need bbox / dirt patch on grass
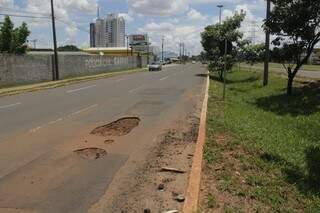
[74,148,107,160]
[91,117,140,137]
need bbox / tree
[201,12,245,80]
[0,16,14,52]
[234,39,250,70]
[0,16,30,54]
[57,45,80,52]
[265,0,320,95]
[243,43,265,69]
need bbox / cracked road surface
[0,64,207,213]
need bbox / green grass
[202,69,320,212]
[240,62,320,72]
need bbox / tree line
[201,0,320,95]
[0,16,80,54]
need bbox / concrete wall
[0,54,146,86]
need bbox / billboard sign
[129,34,149,46]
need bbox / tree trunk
[219,70,223,81]
[287,73,294,95]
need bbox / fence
[0,54,146,86]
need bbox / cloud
[128,0,189,16]
[138,21,204,55]
[24,0,98,45]
[187,8,207,21]
[235,4,265,44]
[119,13,134,22]
[190,0,242,4]
[0,0,14,7]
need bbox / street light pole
[217,5,223,24]
[162,36,164,62]
[263,0,271,86]
[50,0,59,81]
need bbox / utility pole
[147,34,150,65]
[182,43,185,64]
[28,39,38,49]
[50,0,59,80]
[161,36,164,62]
[263,0,271,86]
[179,42,182,64]
[126,35,129,56]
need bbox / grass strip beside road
[199,70,320,212]
[240,62,320,72]
[0,68,146,97]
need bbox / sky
[0,0,268,55]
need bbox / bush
[305,146,320,188]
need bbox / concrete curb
[183,75,210,213]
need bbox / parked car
[160,60,167,65]
[192,61,196,64]
[148,62,162,71]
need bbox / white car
[148,62,162,71]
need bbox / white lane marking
[159,76,169,81]
[48,118,63,125]
[66,85,97,93]
[129,85,143,93]
[0,102,21,109]
[69,104,98,116]
[30,126,43,133]
[29,104,98,134]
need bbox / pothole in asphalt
[104,139,115,144]
[74,148,107,160]
[91,117,140,137]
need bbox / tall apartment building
[90,13,125,48]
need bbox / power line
[0,13,50,19]
[56,18,89,33]
[0,6,49,16]
[0,13,89,33]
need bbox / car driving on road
[148,62,162,71]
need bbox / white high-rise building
[90,13,125,48]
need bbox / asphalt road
[0,63,207,213]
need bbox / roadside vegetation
[0,16,30,54]
[200,69,320,212]
[240,62,320,72]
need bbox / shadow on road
[195,73,260,84]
